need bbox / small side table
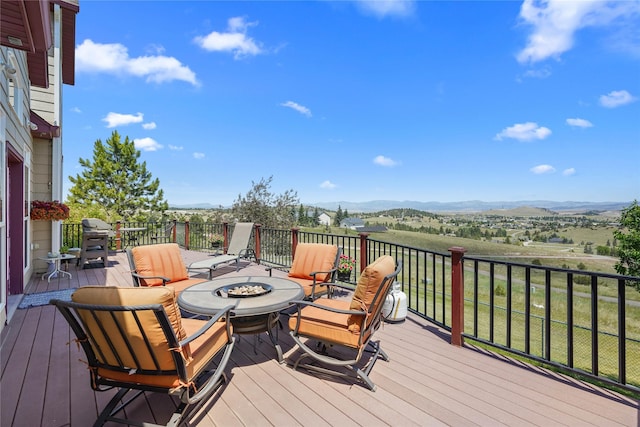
[39,254,76,282]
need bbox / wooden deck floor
[2,249,638,426]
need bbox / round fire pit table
[178,276,303,363]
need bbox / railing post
[359,232,369,272]
[115,221,122,251]
[222,222,229,253]
[449,246,467,346]
[291,227,300,259]
[171,219,176,243]
[254,224,261,263]
[185,221,190,250]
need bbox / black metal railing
[60,222,640,394]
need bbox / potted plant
[208,233,224,249]
[337,254,356,281]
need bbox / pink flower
[30,200,70,221]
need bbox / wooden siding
[1,249,638,426]
[29,60,56,123]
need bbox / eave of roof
[0,0,78,88]
[30,110,60,139]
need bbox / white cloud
[516,0,640,64]
[194,17,262,59]
[71,106,82,113]
[495,122,552,141]
[522,67,552,79]
[133,137,162,152]
[142,122,157,130]
[320,180,337,189]
[103,112,144,128]
[281,101,312,117]
[168,145,183,151]
[566,118,593,128]
[563,168,576,176]
[193,152,205,159]
[373,155,399,167]
[530,164,556,174]
[76,39,199,86]
[355,0,416,18]
[599,90,637,108]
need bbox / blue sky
[63,0,640,207]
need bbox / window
[6,53,24,126]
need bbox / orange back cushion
[347,255,396,332]
[72,286,188,370]
[289,243,338,283]
[132,243,188,286]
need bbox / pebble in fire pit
[227,284,269,297]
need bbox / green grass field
[305,225,640,388]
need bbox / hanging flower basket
[30,200,70,221]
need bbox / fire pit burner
[216,283,273,298]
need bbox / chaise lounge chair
[150,222,175,244]
[288,255,402,391]
[188,222,257,278]
[50,286,235,426]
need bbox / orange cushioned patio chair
[269,242,341,300]
[288,255,402,391]
[127,243,206,294]
[50,286,235,427]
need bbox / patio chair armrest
[131,272,170,286]
[179,304,235,346]
[265,265,287,276]
[238,248,256,260]
[290,299,367,317]
[309,267,337,282]
[326,281,356,292]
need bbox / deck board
[1,249,638,426]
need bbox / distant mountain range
[169,200,631,213]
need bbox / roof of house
[340,217,365,227]
[0,0,79,87]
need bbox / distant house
[340,217,365,230]
[318,212,331,226]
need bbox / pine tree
[67,130,168,220]
[298,204,306,226]
[614,200,640,289]
[334,205,343,226]
[313,207,320,226]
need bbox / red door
[7,146,24,295]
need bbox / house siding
[1,47,36,330]
[30,60,56,124]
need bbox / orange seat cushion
[288,298,367,349]
[347,255,396,333]
[132,243,189,286]
[289,243,338,283]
